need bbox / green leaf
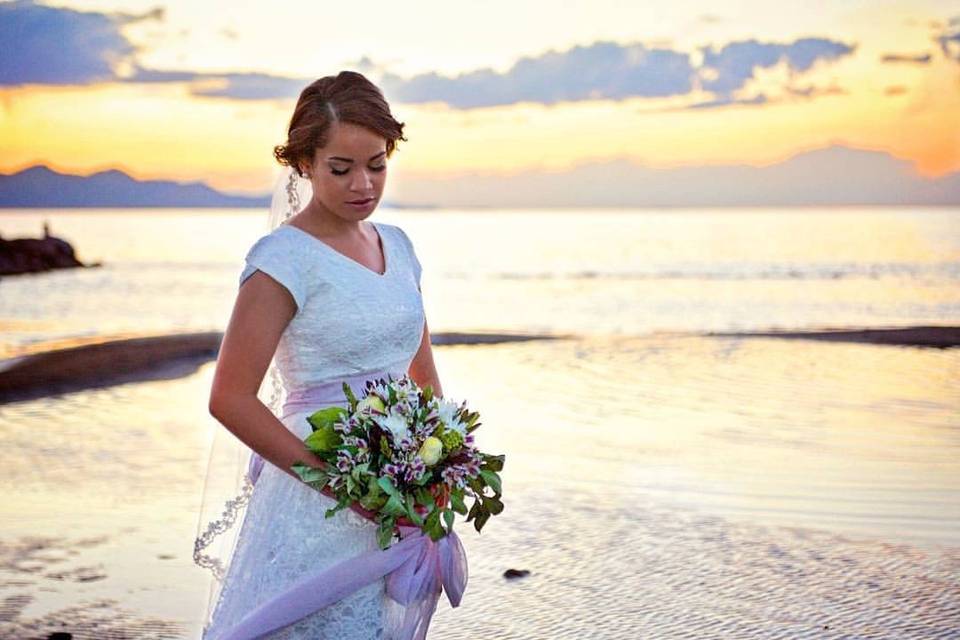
[422,384,433,403]
[291,462,330,489]
[449,490,468,515]
[465,498,480,522]
[342,382,358,409]
[382,495,407,517]
[404,494,424,526]
[414,488,433,507]
[306,406,348,432]
[482,454,505,473]
[324,495,351,519]
[351,462,370,483]
[442,508,455,532]
[425,507,445,541]
[304,424,343,454]
[359,492,387,511]
[473,509,491,533]
[481,495,504,515]
[377,476,402,500]
[378,518,396,549]
[479,469,502,495]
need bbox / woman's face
[300,121,388,222]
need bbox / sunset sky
[0,0,958,205]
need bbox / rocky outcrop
[0,227,100,275]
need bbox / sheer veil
[193,165,314,629]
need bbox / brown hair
[273,70,407,177]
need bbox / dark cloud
[0,2,854,111]
[378,41,696,108]
[880,52,932,64]
[697,38,855,97]
[0,0,145,86]
[124,65,307,100]
[686,93,770,110]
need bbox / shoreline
[1,325,956,402]
[702,325,960,349]
[0,330,571,402]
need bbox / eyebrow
[327,151,386,163]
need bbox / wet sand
[0,489,957,639]
[0,330,572,402]
[1,325,955,403]
[0,331,956,637]
[704,325,960,349]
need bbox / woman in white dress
[197,70,446,639]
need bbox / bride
[194,70,453,639]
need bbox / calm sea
[0,207,957,638]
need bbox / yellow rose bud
[418,436,443,466]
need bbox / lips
[348,197,374,205]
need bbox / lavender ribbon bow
[216,371,469,639]
[211,525,468,640]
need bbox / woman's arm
[208,270,327,483]
[408,315,443,398]
[208,270,415,525]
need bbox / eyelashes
[330,165,387,176]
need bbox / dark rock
[0,231,100,276]
[503,568,531,579]
[47,633,72,639]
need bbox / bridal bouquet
[291,374,505,549]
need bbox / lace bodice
[239,221,426,393]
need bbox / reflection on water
[0,333,957,637]
[1,208,958,353]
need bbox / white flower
[377,410,410,442]
[436,399,467,437]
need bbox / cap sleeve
[394,225,423,290]
[238,233,307,311]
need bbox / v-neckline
[283,221,389,278]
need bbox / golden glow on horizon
[0,1,957,193]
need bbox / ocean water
[0,207,958,637]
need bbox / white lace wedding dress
[202,220,426,639]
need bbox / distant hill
[391,144,960,208]
[0,165,271,208]
[2,146,958,208]
[0,165,432,209]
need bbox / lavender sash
[219,371,469,640]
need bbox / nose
[350,168,374,192]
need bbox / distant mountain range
[391,144,960,208]
[0,166,270,208]
[0,165,427,209]
[1,146,958,208]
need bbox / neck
[298,200,367,238]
